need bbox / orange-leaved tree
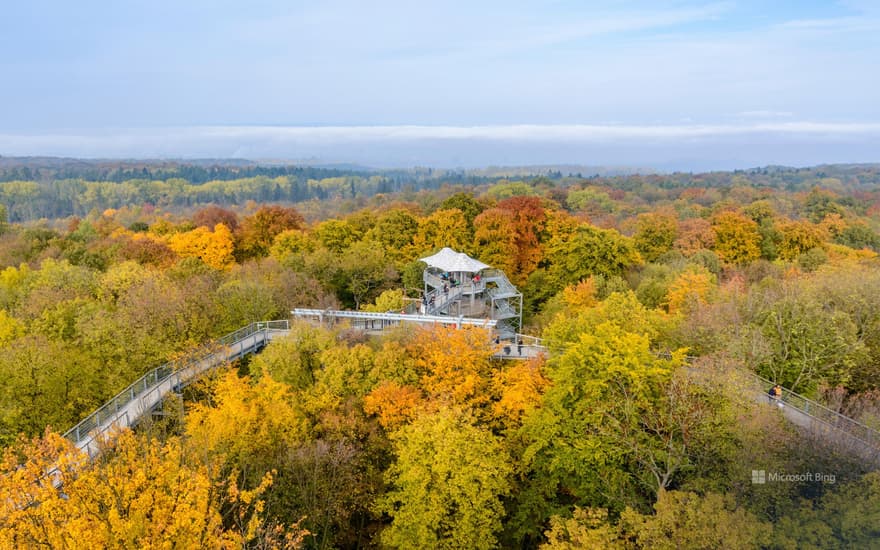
[237,205,304,260]
[408,325,496,412]
[472,207,518,277]
[497,196,547,283]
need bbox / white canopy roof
[420,247,490,273]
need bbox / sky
[1,0,879,169]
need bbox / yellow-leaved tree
[711,211,761,265]
[0,430,301,548]
[562,278,599,310]
[186,370,308,485]
[665,266,716,314]
[376,408,513,550]
[410,208,470,254]
[0,308,23,345]
[491,357,550,428]
[776,219,827,261]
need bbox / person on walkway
[769,384,783,407]
[443,283,448,295]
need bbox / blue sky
[2,1,879,168]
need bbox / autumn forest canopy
[2,161,880,548]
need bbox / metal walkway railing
[425,285,465,315]
[290,308,546,359]
[291,308,497,329]
[749,371,880,453]
[63,320,291,457]
[62,307,542,459]
[682,354,880,464]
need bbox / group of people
[439,271,482,288]
[420,270,484,314]
[494,335,524,356]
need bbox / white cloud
[191,122,880,141]
[3,122,880,157]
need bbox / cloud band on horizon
[2,122,880,169]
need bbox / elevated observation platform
[419,247,523,339]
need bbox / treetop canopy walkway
[63,315,546,459]
[59,314,880,469]
[749,371,880,466]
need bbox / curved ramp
[63,321,291,457]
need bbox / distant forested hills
[0,156,879,222]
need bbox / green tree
[377,408,512,550]
[440,192,484,231]
[485,180,536,201]
[633,212,678,262]
[365,209,419,263]
[313,219,358,253]
[810,471,880,547]
[745,286,865,394]
[249,323,335,390]
[545,224,641,291]
[0,335,103,443]
[341,241,399,309]
[619,490,769,549]
[518,322,686,534]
